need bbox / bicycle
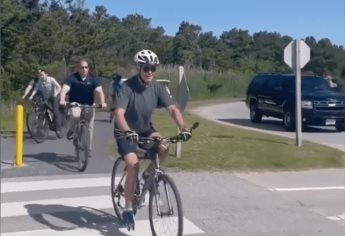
[111,122,199,235]
[26,96,67,143]
[67,102,102,172]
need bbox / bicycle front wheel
[149,174,183,236]
[75,125,89,172]
[26,111,48,143]
[111,157,127,221]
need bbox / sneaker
[66,130,74,140]
[122,210,135,231]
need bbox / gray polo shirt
[115,75,174,133]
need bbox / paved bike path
[0,112,116,178]
[1,173,204,236]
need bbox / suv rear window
[284,76,332,91]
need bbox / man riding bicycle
[59,59,107,157]
[113,49,191,229]
[26,69,62,137]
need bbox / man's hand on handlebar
[125,130,139,144]
[178,128,192,142]
[100,103,107,108]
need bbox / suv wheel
[335,121,345,132]
[250,104,262,123]
[283,111,295,131]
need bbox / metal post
[16,105,24,167]
[295,40,302,147]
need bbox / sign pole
[295,40,302,147]
[175,66,184,158]
[284,39,310,147]
[175,65,190,158]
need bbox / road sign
[284,40,310,69]
[284,40,311,147]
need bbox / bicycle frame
[135,153,162,210]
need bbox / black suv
[246,73,345,131]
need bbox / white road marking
[1,217,204,236]
[327,213,345,221]
[1,175,204,235]
[1,228,101,236]
[327,214,345,221]
[1,177,110,193]
[118,217,205,236]
[1,195,112,217]
[268,186,345,192]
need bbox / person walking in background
[59,59,107,157]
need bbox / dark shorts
[115,127,157,156]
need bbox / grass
[2,100,344,171]
[109,111,345,171]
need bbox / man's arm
[59,84,70,105]
[114,108,131,131]
[29,81,40,99]
[51,77,61,97]
[167,104,188,130]
[95,86,107,107]
[22,80,34,99]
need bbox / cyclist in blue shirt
[59,59,107,157]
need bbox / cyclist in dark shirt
[59,59,107,157]
[114,49,191,229]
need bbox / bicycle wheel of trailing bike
[26,110,48,143]
[75,124,89,172]
[149,174,183,236]
[111,157,127,221]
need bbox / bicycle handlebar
[67,102,103,109]
[115,122,199,144]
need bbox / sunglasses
[80,66,89,69]
[142,65,156,73]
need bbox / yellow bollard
[16,105,24,167]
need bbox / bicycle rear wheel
[75,125,89,172]
[149,174,183,236]
[26,111,48,143]
[111,157,127,221]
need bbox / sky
[84,0,345,47]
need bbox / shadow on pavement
[24,152,80,173]
[25,204,126,236]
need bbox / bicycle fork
[153,177,174,217]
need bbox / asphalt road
[190,101,345,151]
[1,106,344,235]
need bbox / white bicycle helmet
[134,49,159,65]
